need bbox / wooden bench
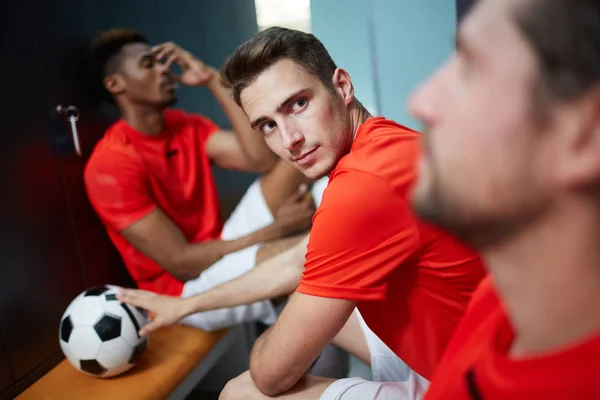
[16,324,242,400]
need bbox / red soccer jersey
[84,109,223,296]
[297,117,486,379]
[425,277,600,400]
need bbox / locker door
[24,0,163,289]
[0,0,86,384]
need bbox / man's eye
[291,98,307,113]
[261,121,276,135]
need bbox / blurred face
[409,0,561,248]
[240,59,354,179]
[106,43,177,108]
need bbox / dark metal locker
[0,0,86,388]
[23,0,164,289]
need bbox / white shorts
[320,311,430,400]
[180,177,329,331]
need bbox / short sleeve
[188,113,221,142]
[297,170,421,301]
[84,150,156,232]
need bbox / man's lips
[292,146,318,162]
[162,79,178,89]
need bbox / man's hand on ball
[117,288,190,336]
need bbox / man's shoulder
[85,125,143,181]
[92,118,133,152]
[334,118,421,197]
[318,168,415,232]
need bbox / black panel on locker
[0,0,86,384]
[0,326,14,395]
[25,0,163,289]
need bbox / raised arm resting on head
[152,42,278,173]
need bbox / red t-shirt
[297,117,486,380]
[425,277,600,399]
[84,109,223,296]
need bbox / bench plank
[17,325,228,400]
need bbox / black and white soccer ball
[59,285,150,378]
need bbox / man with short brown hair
[217,27,485,400]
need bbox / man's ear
[555,87,600,189]
[104,74,125,96]
[331,68,354,106]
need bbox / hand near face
[153,42,216,87]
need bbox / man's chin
[302,160,335,181]
[410,174,431,208]
[294,165,322,180]
[305,169,329,181]
[411,181,454,231]
[411,188,435,222]
[165,96,178,108]
[412,187,489,249]
[155,95,178,109]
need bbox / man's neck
[120,104,165,135]
[349,100,372,141]
[485,197,600,358]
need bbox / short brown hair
[221,27,337,106]
[515,0,600,102]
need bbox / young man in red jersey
[202,27,486,400]
[84,29,327,332]
[408,0,600,398]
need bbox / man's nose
[281,128,304,151]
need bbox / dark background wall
[0,1,258,398]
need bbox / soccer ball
[59,285,150,378]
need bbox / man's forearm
[248,326,319,390]
[179,222,283,280]
[249,325,272,382]
[207,69,277,170]
[247,294,357,396]
[248,313,308,396]
[182,241,304,312]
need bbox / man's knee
[220,371,262,400]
